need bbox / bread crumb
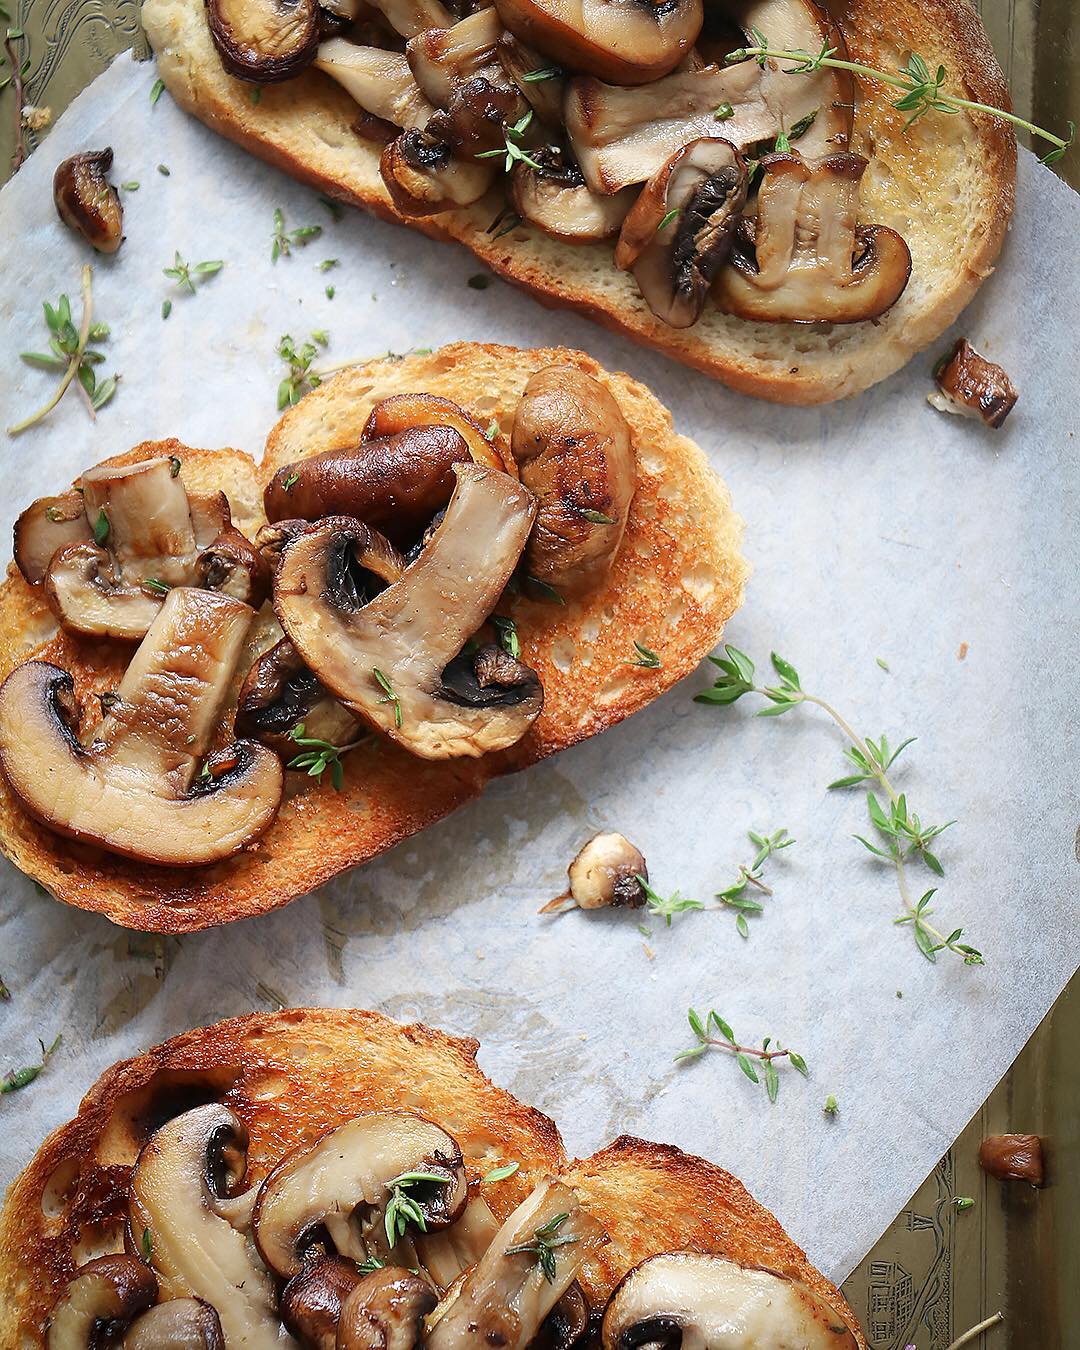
[958,642,969,660]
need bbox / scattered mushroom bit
[42,1102,858,1348]
[978,1133,1045,1186]
[53,149,124,253]
[929,338,1018,428]
[202,0,912,327]
[541,831,647,913]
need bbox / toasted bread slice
[0,1008,863,1345]
[0,344,746,932]
[142,0,1014,405]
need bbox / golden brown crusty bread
[0,344,746,932]
[0,1008,864,1345]
[142,0,1015,405]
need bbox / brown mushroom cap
[713,151,912,323]
[494,0,702,85]
[338,1267,438,1350]
[0,589,282,866]
[237,637,364,750]
[53,149,124,254]
[208,0,320,81]
[615,136,746,327]
[930,338,1018,428]
[510,151,635,243]
[13,490,92,585]
[44,1255,158,1350]
[122,1299,226,1350]
[381,130,496,216]
[194,525,271,608]
[281,1256,366,1350]
[363,393,510,473]
[511,364,635,596]
[600,1253,859,1350]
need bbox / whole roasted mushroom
[0,588,283,866]
[600,1252,859,1350]
[615,136,746,326]
[274,466,543,759]
[713,151,912,323]
[122,1300,226,1350]
[128,1105,281,1347]
[494,0,702,85]
[542,831,648,912]
[208,0,320,81]
[511,365,634,596]
[44,1256,157,1350]
[338,1267,438,1350]
[363,394,509,473]
[53,149,123,253]
[252,1112,468,1278]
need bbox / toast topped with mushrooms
[142,0,1015,403]
[0,1008,865,1347]
[0,343,746,931]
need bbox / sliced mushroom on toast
[127,1105,281,1346]
[123,1299,226,1350]
[208,0,321,81]
[0,588,283,866]
[252,1112,468,1278]
[510,148,635,242]
[44,1256,157,1350]
[237,637,365,752]
[713,151,912,323]
[273,465,543,759]
[338,1267,438,1350]
[512,365,634,596]
[601,1251,859,1349]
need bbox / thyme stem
[3,28,26,173]
[8,265,94,436]
[944,1313,1005,1350]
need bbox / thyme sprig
[373,668,403,728]
[676,1009,807,1103]
[726,40,1074,163]
[505,1212,579,1283]
[384,1170,447,1246]
[697,647,982,966]
[271,206,323,261]
[476,109,543,172]
[163,252,224,295]
[286,722,365,790]
[717,827,794,938]
[491,614,520,659]
[277,331,329,408]
[10,268,117,435]
[2,1033,61,1094]
[1,14,28,173]
[638,877,704,926]
[628,640,661,668]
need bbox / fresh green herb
[169,455,182,477]
[325,285,335,300]
[282,471,300,492]
[249,87,261,105]
[657,208,679,230]
[149,77,165,105]
[491,614,520,660]
[271,206,323,261]
[92,509,110,546]
[356,1255,386,1274]
[505,1212,579,1283]
[787,109,817,141]
[163,252,224,295]
[142,578,170,596]
[676,1010,807,1104]
[773,130,791,152]
[157,163,170,176]
[579,508,613,524]
[522,67,560,83]
[373,668,403,729]
[696,647,981,966]
[638,877,704,927]
[161,299,172,320]
[319,194,345,220]
[198,762,212,781]
[285,722,365,790]
[954,1196,975,1212]
[476,109,544,172]
[484,420,499,440]
[724,39,1074,163]
[384,1171,448,1247]
[486,205,524,240]
[141,1227,153,1259]
[713,102,734,120]
[1,1033,61,1094]
[877,656,890,671]
[10,268,118,435]
[523,575,563,604]
[0,974,9,1001]
[716,827,795,939]
[484,1161,521,1183]
[319,258,339,271]
[628,639,660,669]
[468,273,491,290]
[277,331,329,408]
[823,1094,839,1117]
[121,180,140,191]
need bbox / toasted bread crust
[0,345,747,931]
[0,1010,862,1346]
[143,0,1015,404]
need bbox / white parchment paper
[0,54,1077,1287]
